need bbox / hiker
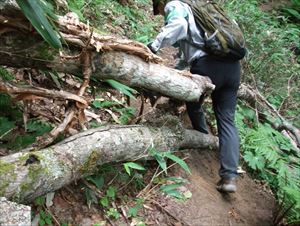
[148,0,243,193]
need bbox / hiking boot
[216,178,237,193]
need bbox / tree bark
[0,123,218,203]
[0,33,214,102]
[0,2,215,102]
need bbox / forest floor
[28,47,276,226]
[40,149,275,226]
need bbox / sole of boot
[216,184,237,193]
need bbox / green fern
[0,67,14,81]
[0,94,12,109]
[237,106,300,222]
[0,94,22,121]
[0,117,15,137]
[1,119,53,151]
[26,119,53,136]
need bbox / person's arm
[150,3,188,53]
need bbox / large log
[0,35,214,102]
[0,2,215,102]
[0,122,218,203]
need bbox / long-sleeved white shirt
[151,0,207,64]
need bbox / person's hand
[147,42,157,54]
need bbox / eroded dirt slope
[163,149,275,226]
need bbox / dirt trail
[162,149,275,226]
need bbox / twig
[44,207,61,226]
[138,156,189,199]
[278,74,294,113]
[0,128,15,140]
[256,90,300,147]
[107,173,119,186]
[239,84,300,149]
[118,176,135,191]
[129,95,161,125]
[137,166,160,198]
[150,199,191,226]
[119,206,130,226]
[28,49,93,149]
[0,81,89,106]
[81,179,116,226]
[81,179,104,196]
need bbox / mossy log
[0,123,218,203]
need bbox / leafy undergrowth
[67,0,162,43]
[225,0,300,128]
[30,154,194,226]
[236,105,300,225]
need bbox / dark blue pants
[187,56,241,179]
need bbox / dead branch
[31,50,93,149]
[238,84,300,149]
[0,81,88,106]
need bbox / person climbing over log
[148,0,246,193]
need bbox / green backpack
[181,0,246,60]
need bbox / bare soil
[163,150,275,226]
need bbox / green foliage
[113,107,136,124]
[223,0,300,127]
[91,98,136,125]
[33,196,53,226]
[160,183,183,199]
[0,94,22,121]
[128,198,144,217]
[281,0,300,24]
[0,118,52,151]
[106,80,137,99]
[38,210,53,226]
[0,67,14,81]
[159,177,191,200]
[236,106,300,222]
[86,174,104,188]
[34,196,46,206]
[149,148,191,174]
[67,0,85,20]
[0,117,15,138]
[66,0,160,43]
[106,208,120,219]
[124,162,146,176]
[16,0,62,49]
[92,99,119,109]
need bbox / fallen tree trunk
[0,3,214,102]
[0,35,214,102]
[0,122,218,203]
